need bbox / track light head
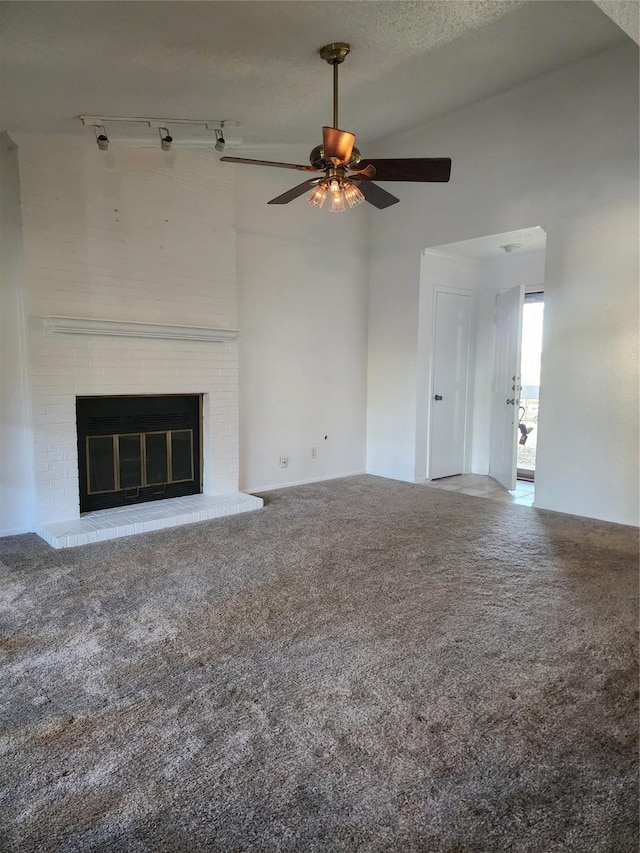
[214,128,226,153]
[159,127,173,151]
[94,125,109,151]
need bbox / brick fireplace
[30,317,261,547]
[11,135,262,546]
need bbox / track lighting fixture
[214,128,226,153]
[79,116,241,152]
[94,125,109,151]
[159,128,173,151]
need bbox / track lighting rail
[79,116,239,131]
[80,115,241,152]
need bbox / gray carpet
[0,475,638,852]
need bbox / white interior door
[489,285,524,490]
[429,290,472,480]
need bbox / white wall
[0,133,34,536]
[236,155,370,491]
[367,44,639,526]
[12,135,242,528]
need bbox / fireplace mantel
[42,316,239,342]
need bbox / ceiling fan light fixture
[306,177,363,212]
[328,178,346,213]
[219,41,451,212]
[307,181,329,208]
[343,180,364,208]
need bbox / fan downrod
[319,43,350,65]
[319,43,351,130]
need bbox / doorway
[420,226,546,491]
[517,292,543,481]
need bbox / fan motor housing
[309,144,361,170]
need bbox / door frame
[426,284,476,481]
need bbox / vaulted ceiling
[0,1,634,150]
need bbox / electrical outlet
[279,456,288,468]
[311,447,317,459]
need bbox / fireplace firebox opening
[77,395,202,513]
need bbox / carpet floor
[0,475,638,852]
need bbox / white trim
[423,243,547,265]
[422,248,481,266]
[0,524,34,537]
[247,470,366,494]
[42,316,239,342]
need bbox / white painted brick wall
[17,135,239,525]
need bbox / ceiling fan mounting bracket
[319,43,351,65]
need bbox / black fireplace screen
[77,395,201,512]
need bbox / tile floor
[37,492,264,550]
[425,473,534,506]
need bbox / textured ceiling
[0,1,631,150]
[593,0,639,43]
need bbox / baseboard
[0,525,34,538]
[247,470,366,494]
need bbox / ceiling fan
[221,43,451,211]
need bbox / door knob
[434,394,443,401]
[506,398,514,405]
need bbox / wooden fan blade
[352,158,451,182]
[358,181,399,209]
[322,126,355,166]
[267,179,318,205]
[221,156,319,173]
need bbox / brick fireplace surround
[32,317,262,548]
[14,136,263,548]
